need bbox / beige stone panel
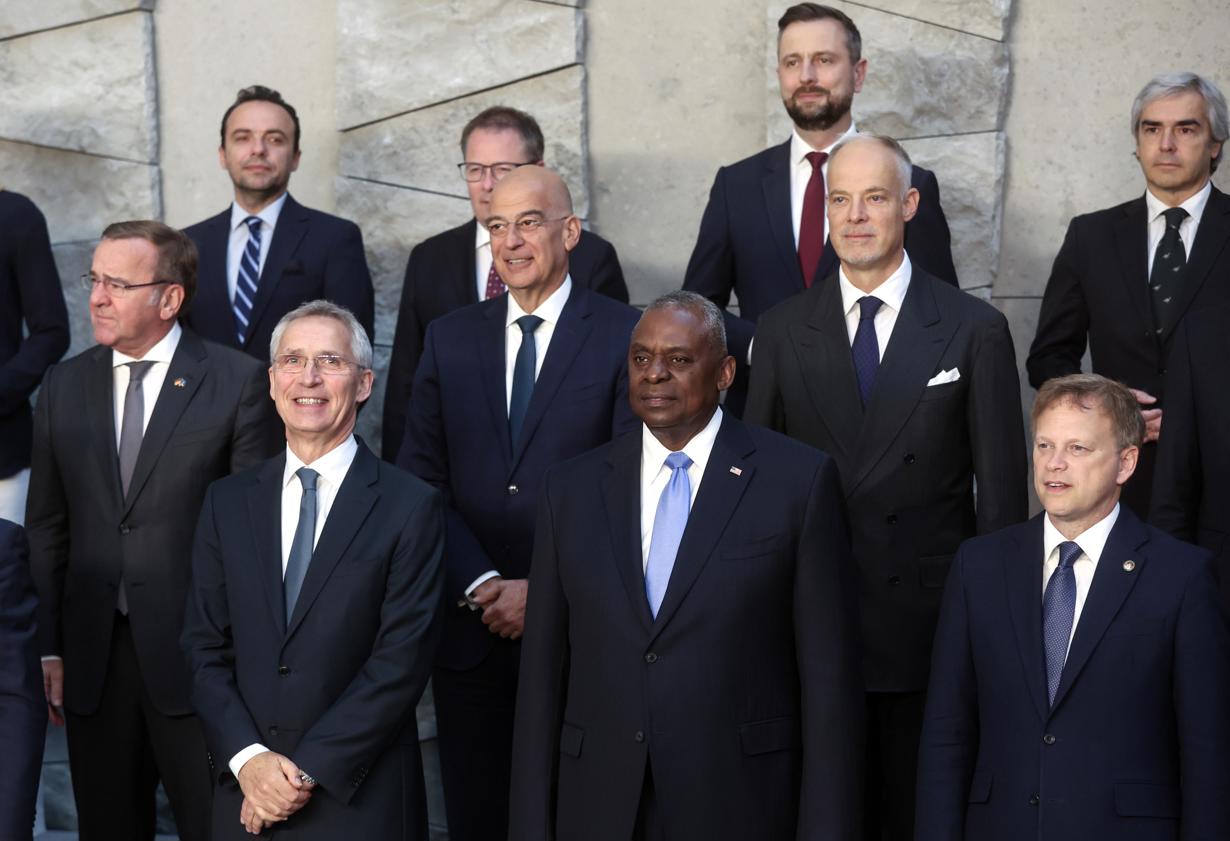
[0,12,156,162]
[853,0,1011,41]
[340,65,589,217]
[51,240,100,358]
[336,0,580,130]
[0,0,151,40]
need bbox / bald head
[487,165,574,225]
[486,165,582,308]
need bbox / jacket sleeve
[322,220,375,345]
[743,309,787,433]
[229,359,282,472]
[1149,321,1199,541]
[1027,219,1089,389]
[24,365,68,656]
[968,312,1028,533]
[382,247,426,462]
[905,167,959,287]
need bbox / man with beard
[183,85,374,362]
[684,3,957,416]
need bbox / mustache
[792,85,831,98]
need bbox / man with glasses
[382,105,628,462]
[399,166,639,841]
[25,221,280,840]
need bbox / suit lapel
[816,245,839,287]
[454,219,481,306]
[247,194,309,350]
[1112,197,1157,352]
[247,455,287,636]
[1004,517,1049,722]
[600,432,654,633]
[792,280,862,463]
[762,140,806,291]
[87,347,123,505]
[477,297,513,464]
[1164,186,1230,338]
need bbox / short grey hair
[643,290,727,355]
[269,300,372,369]
[829,134,913,199]
[1131,72,1228,172]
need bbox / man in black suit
[183,300,444,839]
[0,519,45,841]
[183,85,374,361]
[1028,72,1230,518]
[918,374,1230,841]
[0,189,70,523]
[399,165,639,841]
[745,134,1027,841]
[382,105,628,461]
[685,3,957,415]
[26,221,280,840]
[509,291,862,841]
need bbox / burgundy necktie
[484,262,506,299]
[798,150,828,288]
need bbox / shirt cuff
[747,336,755,366]
[229,744,271,780]
[40,655,63,662]
[462,571,501,610]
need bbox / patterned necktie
[233,216,263,345]
[798,151,829,288]
[484,261,506,299]
[508,315,543,447]
[851,296,883,407]
[645,452,693,618]
[284,467,319,623]
[1043,540,1081,706]
[116,360,154,615]
[1149,206,1189,336]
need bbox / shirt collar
[112,321,182,367]
[475,220,491,251]
[1043,502,1121,565]
[640,406,724,482]
[790,122,859,165]
[1144,178,1212,223]
[283,434,359,490]
[506,275,573,328]
[838,252,912,318]
[230,191,289,232]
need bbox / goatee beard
[784,88,852,132]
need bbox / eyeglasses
[272,353,361,375]
[80,274,173,296]
[456,161,533,183]
[486,216,571,239]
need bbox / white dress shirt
[639,407,723,571]
[1041,503,1120,658]
[111,322,182,444]
[789,123,858,249]
[229,435,360,779]
[837,252,912,359]
[1145,179,1211,275]
[475,222,494,301]
[226,192,289,304]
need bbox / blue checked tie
[283,467,318,622]
[233,216,263,345]
[508,314,543,447]
[645,452,693,618]
[851,295,883,407]
[1043,540,1081,706]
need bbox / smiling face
[219,100,301,207]
[777,18,866,133]
[486,167,580,304]
[1135,89,1222,204]
[826,139,919,285]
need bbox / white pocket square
[926,368,961,387]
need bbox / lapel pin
[1123,560,1136,572]
[729,466,743,477]
[173,377,187,388]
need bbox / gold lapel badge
[173,377,187,388]
[1123,560,1136,572]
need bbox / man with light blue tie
[510,291,863,841]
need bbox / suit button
[903,453,917,464]
[1043,733,1056,745]
[507,484,519,496]
[268,726,279,737]
[1029,794,1039,806]
[644,652,658,664]
[119,524,131,535]
[886,514,898,525]
[888,576,902,586]
[278,665,290,676]
[634,730,645,743]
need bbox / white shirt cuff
[747,337,755,366]
[229,744,271,780]
[462,571,501,609]
[40,655,63,662]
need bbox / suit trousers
[64,615,211,841]
[863,690,926,841]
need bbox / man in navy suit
[183,85,374,361]
[382,105,628,461]
[917,374,1230,841]
[182,300,444,839]
[509,291,862,841]
[0,519,45,841]
[685,3,956,415]
[399,165,640,841]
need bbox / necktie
[798,151,829,288]
[233,216,263,345]
[851,296,883,407]
[508,315,543,447]
[484,261,506,299]
[116,360,154,615]
[1043,540,1081,706]
[645,452,693,618]
[284,467,319,622]
[1149,206,1189,336]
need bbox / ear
[356,367,374,404]
[562,215,582,253]
[268,366,277,402]
[901,186,920,223]
[160,284,186,321]
[716,354,737,392]
[1115,445,1140,486]
[853,57,868,93]
[290,147,301,173]
[217,145,227,170]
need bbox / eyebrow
[1140,119,1203,128]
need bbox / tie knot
[1058,541,1082,569]
[245,215,262,233]
[664,451,693,472]
[858,296,883,321]
[806,151,828,171]
[127,360,154,383]
[516,314,544,335]
[296,467,319,492]
[1162,207,1189,230]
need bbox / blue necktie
[1043,540,1081,706]
[851,295,883,407]
[284,467,319,622]
[645,452,693,618]
[508,314,543,447]
[233,216,262,345]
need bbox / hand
[41,659,64,726]
[1128,388,1163,443]
[479,578,529,639]
[236,751,313,826]
[240,797,266,835]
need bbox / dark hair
[220,85,301,152]
[1031,374,1145,450]
[642,290,727,356]
[459,106,545,162]
[101,220,198,309]
[777,3,862,63]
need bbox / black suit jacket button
[886,514,898,525]
[1043,733,1056,745]
[268,726,279,737]
[888,575,902,586]
[903,453,917,464]
[507,484,519,496]
[634,730,645,743]
[1029,794,1039,806]
[644,652,658,664]
[119,524,131,535]
[278,665,290,676]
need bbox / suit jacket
[183,193,375,359]
[508,415,863,841]
[399,285,640,670]
[382,219,629,461]
[26,328,280,716]
[0,520,45,841]
[181,442,444,840]
[0,190,70,478]
[745,268,1028,691]
[916,509,1230,841]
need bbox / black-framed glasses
[486,216,571,239]
[80,274,173,296]
[456,161,533,183]
[272,353,361,376]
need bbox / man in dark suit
[183,85,374,361]
[1028,72,1230,518]
[382,105,628,461]
[182,300,444,839]
[399,165,639,841]
[746,134,1027,841]
[509,291,862,841]
[26,221,280,840]
[685,3,957,416]
[0,189,70,523]
[917,374,1230,841]
[0,519,45,841]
